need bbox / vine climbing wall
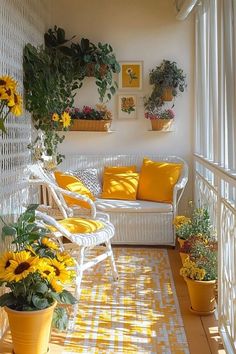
[0,0,51,337]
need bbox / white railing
[194,154,236,354]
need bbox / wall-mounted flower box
[70,119,112,132]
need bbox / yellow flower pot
[151,119,173,131]
[5,302,56,354]
[184,277,216,315]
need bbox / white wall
[52,0,194,209]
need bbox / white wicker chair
[29,165,118,299]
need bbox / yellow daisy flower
[0,251,15,275]
[41,237,59,250]
[52,113,59,122]
[50,279,63,293]
[45,258,71,283]
[61,111,71,128]
[3,251,37,282]
[0,76,17,90]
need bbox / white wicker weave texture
[0,0,51,338]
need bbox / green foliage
[190,241,218,281]
[0,206,77,330]
[176,207,213,240]
[149,60,187,96]
[144,59,187,116]
[45,26,120,102]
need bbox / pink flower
[83,106,93,115]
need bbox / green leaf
[59,290,77,305]
[32,295,49,309]
[52,307,68,330]
[33,283,48,294]
[2,225,17,238]
[0,293,16,307]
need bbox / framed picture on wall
[118,61,143,90]
[118,94,137,119]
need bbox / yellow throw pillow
[137,159,182,203]
[54,171,95,209]
[102,172,139,200]
[104,165,137,173]
[48,217,104,234]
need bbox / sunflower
[3,251,37,282]
[41,237,59,250]
[0,87,10,101]
[61,111,71,128]
[25,245,37,256]
[52,113,59,122]
[50,279,63,293]
[0,76,17,90]
[45,258,71,283]
[38,260,55,280]
[56,252,75,267]
[0,251,15,278]
[9,94,22,116]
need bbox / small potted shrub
[180,238,217,315]
[68,104,112,131]
[149,60,187,101]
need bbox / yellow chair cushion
[102,172,139,200]
[104,165,137,174]
[48,217,104,234]
[137,158,182,203]
[54,171,95,209]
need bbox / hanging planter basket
[85,63,108,77]
[151,119,173,131]
[70,119,112,132]
[5,302,57,354]
[161,87,174,101]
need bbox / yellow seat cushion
[102,172,139,200]
[54,171,95,209]
[104,165,136,174]
[48,217,104,234]
[137,159,182,203]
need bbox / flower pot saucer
[189,306,216,316]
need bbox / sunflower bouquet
[0,75,23,134]
[0,205,76,330]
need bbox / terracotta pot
[5,302,56,354]
[184,277,216,315]
[70,119,112,132]
[151,119,173,131]
[162,87,173,101]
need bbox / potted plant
[45,26,120,103]
[149,60,187,101]
[68,104,112,131]
[174,207,213,246]
[0,205,77,354]
[23,42,79,165]
[0,75,23,134]
[144,107,175,131]
[180,238,217,315]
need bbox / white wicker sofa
[58,154,188,246]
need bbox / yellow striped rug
[63,248,189,354]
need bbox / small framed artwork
[118,94,137,119]
[119,61,143,90]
